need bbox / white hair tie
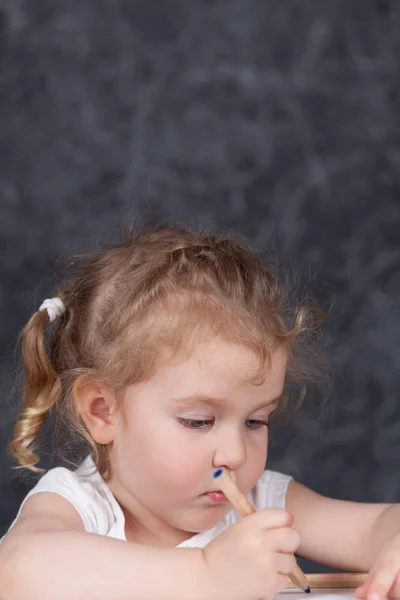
[39,297,66,322]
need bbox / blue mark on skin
[213,468,223,478]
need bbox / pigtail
[9,308,63,473]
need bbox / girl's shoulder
[6,456,122,537]
[247,468,294,511]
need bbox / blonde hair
[9,222,327,479]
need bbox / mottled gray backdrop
[1,0,399,572]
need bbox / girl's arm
[0,493,212,600]
[286,480,393,572]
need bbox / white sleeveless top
[5,456,293,548]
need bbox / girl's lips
[202,491,228,503]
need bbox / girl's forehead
[121,339,287,418]
[150,338,287,393]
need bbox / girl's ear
[73,375,118,445]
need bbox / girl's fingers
[355,582,368,598]
[358,545,400,600]
[363,565,396,600]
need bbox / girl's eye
[178,418,213,429]
[245,419,269,430]
[178,418,268,430]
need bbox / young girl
[0,224,399,600]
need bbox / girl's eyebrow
[170,394,280,411]
[170,394,228,408]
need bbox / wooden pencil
[286,573,367,589]
[287,573,367,589]
[213,468,311,593]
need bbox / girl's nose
[212,427,247,471]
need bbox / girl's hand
[202,508,300,600]
[356,532,400,600]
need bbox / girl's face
[108,337,287,546]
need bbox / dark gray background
[1,0,399,573]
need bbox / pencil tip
[213,468,223,478]
[305,587,311,593]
